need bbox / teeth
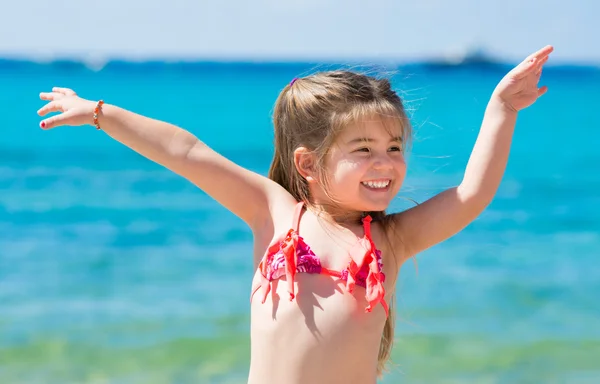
[362,180,390,189]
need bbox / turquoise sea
[1,59,599,383]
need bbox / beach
[1,59,599,383]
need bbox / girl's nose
[372,155,394,170]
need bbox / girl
[37,45,553,384]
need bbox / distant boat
[423,47,505,69]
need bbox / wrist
[488,95,519,116]
[92,100,105,129]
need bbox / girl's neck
[306,201,366,227]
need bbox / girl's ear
[294,147,318,183]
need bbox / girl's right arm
[37,87,296,232]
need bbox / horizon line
[1,53,599,71]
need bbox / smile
[361,179,391,189]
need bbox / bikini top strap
[361,214,373,239]
[291,202,305,233]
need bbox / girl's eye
[388,146,402,152]
[356,148,370,153]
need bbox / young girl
[37,45,553,383]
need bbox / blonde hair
[268,70,411,375]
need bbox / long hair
[268,70,411,375]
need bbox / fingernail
[40,121,46,129]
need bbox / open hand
[493,45,553,112]
[38,87,97,129]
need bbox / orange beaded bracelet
[93,100,104,130]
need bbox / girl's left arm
[390,45,553,261]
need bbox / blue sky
[1,0,597,64]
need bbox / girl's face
[317,117,407,213]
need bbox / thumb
[40,111,74,130]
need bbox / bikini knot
[346,223,389,317]
[280,229,299,301]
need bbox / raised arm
[37,88,296,232]
[391,45,553,260]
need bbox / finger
[535,58,547,74]
[535,63,545,78]
[533,57,550,80]
[535,68,543,82]
[515,50,552,80]
[535,56,549,71]
[526,45,554,63]
[37,100,64,116]
[512,57,539,80]
[52,87,77,96]
[40,110,73,130]
[537,86,548,97]
[513,46,553,79]
[39,92,63,101]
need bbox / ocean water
[1,59,599,384]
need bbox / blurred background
[1,1,599,383]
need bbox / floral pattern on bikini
[251,203,389,317]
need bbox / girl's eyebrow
[345,136,403,145]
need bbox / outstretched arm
[391,45,553,260]
[37,88,295,233]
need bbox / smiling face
[312,116,407,214]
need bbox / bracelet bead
[93,100,104,130]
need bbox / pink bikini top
[250,202,388,317]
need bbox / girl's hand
[37,87,97,129]
[492,45,553,112]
